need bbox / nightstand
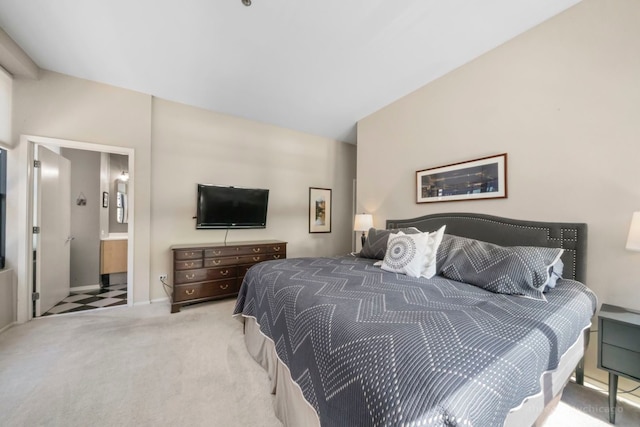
[597,303,640,424]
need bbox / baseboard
[132,297,169,306]
[133,300,150,306]
[0,321,16,334]
[69,284,101,292]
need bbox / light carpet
[0,299,638,427]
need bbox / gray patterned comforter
[233,256,597,427]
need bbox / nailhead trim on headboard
[386,213,587,284]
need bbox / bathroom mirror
[116,180,128,223]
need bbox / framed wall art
[416,153,507,203]
[309,187,332,233]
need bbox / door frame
[16,135,135,322]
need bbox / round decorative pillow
[384,235,417,270]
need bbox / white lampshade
[354,214,373,232]
[626,212,640,252]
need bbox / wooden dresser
[170,240,287,313]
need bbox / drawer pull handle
[220,270,229,276]
[185,262,194,268]
[185,273,195,280]
[273,255,281,259]
[252,248,261,253]
[273,246,280,251]
[212,260,221,265]
[220,284,229,290]
[213,250,222,255]
[185,289,195,296]
[253,256,260,261]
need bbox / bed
[233,213,598,426]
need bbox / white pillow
[381,226,446,279]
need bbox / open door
[34,146,71,316]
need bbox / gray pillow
[437,234,564,301]
[358,227,421,260]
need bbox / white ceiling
[0,0,580,143]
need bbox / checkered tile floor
[43,284,127,316]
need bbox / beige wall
[8,70,152,306]
[150,98,356,301]
[5,69,356,313]
[357,0,640,392]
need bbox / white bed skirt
[242,315,588,427]
[243,315,320,426]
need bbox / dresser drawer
[602,320,640,353]
[174,269,208,284]
[173,279,238,302]
[204,247,238,258]
[238,254,266,264]
[174,249,203,260]
[203,257,239,268]
[235,245,269,256]
[174,259,204,271]
[269,244,286,254]
[238,264,256,278]
[237,253,285,277]
[174,266,237,283]
[206,266,237,280]
[601,343,640,380]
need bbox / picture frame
[309,187,332,233]
[102,191,109,208]
[416,153,507,203]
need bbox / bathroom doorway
[36,147,130,316]
[21,136,134,319]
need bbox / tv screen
[196,185,269,229]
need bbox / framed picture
[309,187,332,233]
[416,153,507,203]
[102,191,109,208]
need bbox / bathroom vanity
[100,237,128,286]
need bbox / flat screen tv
[196,185,269,229]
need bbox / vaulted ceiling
[0,0,581,143]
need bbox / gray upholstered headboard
[387,212,587,283]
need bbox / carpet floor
[0,299,638,426]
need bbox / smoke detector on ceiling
[242,0,251,6]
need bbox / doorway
[16,135,135,322]
[34,146,130,316]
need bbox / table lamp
[626,211,640,251]
[354,214,373,247]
